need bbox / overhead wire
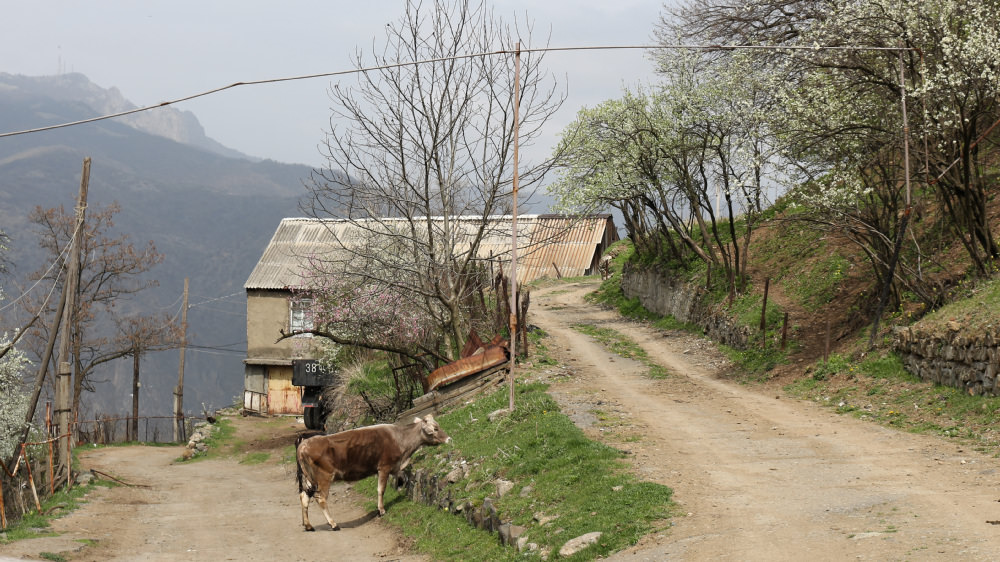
[188,291,244,309]
[0,44,917,140]
[0,218,82,314]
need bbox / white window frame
[289,298,314,337]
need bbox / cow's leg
[299,490,314,532]
[377,470,389,516]
[316,478,340,531]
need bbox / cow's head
[415,415,451,445]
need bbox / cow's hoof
[331,524,341,531]
[304,525,315,532]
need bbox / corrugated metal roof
[244,215,617,289]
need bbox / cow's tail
[295,433,317,498]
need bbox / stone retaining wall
[620,263,752,349]
[393,463,536,553]
[894,324,1000,396]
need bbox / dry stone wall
[894,323,1000,396]
[620,263,752,349]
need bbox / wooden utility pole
[131,349,140,442]
[55,157,90,485]
[507,42,521,412]
[14,276,66,464]
[173,278,189,443]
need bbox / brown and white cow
[295,415,451,531]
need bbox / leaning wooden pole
[55,157,89,487]
[507,42,521,412]
[173,278,189,443]
[11,272,66,470]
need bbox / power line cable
[0,44,916,140]
[188,291,244,308]
[0,219,82,314]
[153,291,184,312]
[188,340,246,349]
[185,347,246,356]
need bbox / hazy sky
[2,1,666,169]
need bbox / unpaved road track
[0,420,425,562]
[533,280,1000,561]
[5,279,1000,561]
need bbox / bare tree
[24,202,166,422]
[297,0,563,367]
[115,314,181,441]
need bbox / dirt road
[5,279,1000,561]
[0,419,425,562]
[532,280,1000,561]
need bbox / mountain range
[0,72,311,422]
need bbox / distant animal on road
[295,415,451,531]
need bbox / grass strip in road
[356,382,675,560]
[571,323,670,379]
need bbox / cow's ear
[413,417,423,425]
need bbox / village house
[242,214,619,416]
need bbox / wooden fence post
[780,312,789,350]
[760,278,770,332]
[824,318,831,362]
[46,402,54,495]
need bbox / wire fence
[0,404,202,530]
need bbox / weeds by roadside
[0,472,116,543]
[785,352,1000,453]
[355,382,675,560]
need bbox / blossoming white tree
[550,44,782,296]
[1,273,31,463]
[671,0,1000,314]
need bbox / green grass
[239,451,270,465]
[571,323,670,380]
[909,274,1000,335]
[176,418,238,462]
[281,444,298,465]
[785,352,1000,448]
[588,237,793,380]
[528,327,558,366]
[785,252,850,311]
[719,343,788,380]
[356,383,675,561]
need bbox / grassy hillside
[588,194,1000,455]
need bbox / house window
[290,299,314,336]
